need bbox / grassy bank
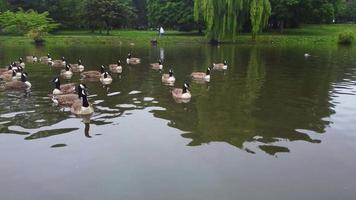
[0,24,355,47]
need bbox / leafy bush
[338,31,354,45]
[0,9,58,42]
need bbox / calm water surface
[0,43,356,200]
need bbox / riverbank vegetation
[0,0,355,44]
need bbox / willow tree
[194,0,271,42]
[250,0,271,41]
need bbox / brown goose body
[60,83,76,94]
[54,94,80,106]
[2,80,28,90]
[191,72,207,79]
[109,64,123,73]
[51,60,65,68]
[81,71,102,80]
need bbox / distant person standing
[159,27,165,37]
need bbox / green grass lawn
[0,24,355,46]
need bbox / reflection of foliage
[25,128,79,140]
[245,48,266,111]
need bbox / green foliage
[0,0,7,12]
[83,0,137,34]
[250,0,271,41]
[147,0,195,31]
[337,0,356,22]
[194,0,271,42]
[0,9,58,36]
[338,31,354,45]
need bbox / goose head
[183,82,190,94]
[52,77,61,89]
[81,90,89,108]
[78,83,87,98]
[206,67,211,75]
[169,69,174,77]
[21,72,28,82]
[65,64,71,71]
[100,65,105,73]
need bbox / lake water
[0,42,356,200]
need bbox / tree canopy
[0,0,353,42]
[194,0,271,42]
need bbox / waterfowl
[191,67,211,82]
[109,60,123,73]
[0,66,12,76]
[52,77,76,95]
[100,72,113,85]
[26,56,38,63]
[172,82,191,100]
[161,69,176,85]
[40,54,52,64]
[70,60,85,73]
[126,53,141,64]
[52,84,87,106]
[50,57,66,68]
[0,69,19,82]
[61,64,73,79]
[14,58,25,68]
[70,90,94,116]
[15,66,23,79]
[304,53,310,58]
[213,60,228,70]
[81,65,105,80]
[0,70,17,82]
[151,59,163,70]
[0,72,31,91]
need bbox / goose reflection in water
[82,115,92,138]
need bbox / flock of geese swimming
[0,53,228,116]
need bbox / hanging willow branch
[194,0,271,42]
[250,0,271,41]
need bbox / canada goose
[191,67,211,82]
[151,59,163,70]
[81,65,105,80]
[52,84,87,106]
[0,72,31,91]
[0,67,12,76]
[52,77,76,95]
[14,58,25,68]
[70,60,85,73]
[71,90,94,116]
[126,53,141,64]
[109,60,123,73]
[213,60,228,70]
[161,69,176,85]
[61,64,73,79]
[50,57,66,68]
[0,70,17,82]
[100,72,113,85]
[40,54,52,64]
[26,56,38,63]
[172,82,191,100]
[15,66,23,79]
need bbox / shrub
[338,31,354,45]
[0,9,58,42]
